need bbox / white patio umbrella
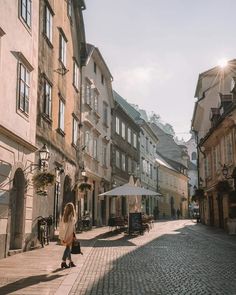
[98,183,161,197]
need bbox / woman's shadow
[0,272,65,295]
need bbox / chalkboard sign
[128,212,142,234]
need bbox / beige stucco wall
[0,1,39,258]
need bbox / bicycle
[37,216,51,247]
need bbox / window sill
[42,113,52,124]
[43,34,53,49]
[56,128,65,137]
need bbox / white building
[80,44,114,226]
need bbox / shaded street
[0,220,236,294]
[70,220,236,295]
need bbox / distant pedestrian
[177,208,181,219]
[59,202,77,269]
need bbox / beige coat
[59,216,76,245]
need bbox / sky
[83,0,236,141]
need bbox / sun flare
[218,58,228,68]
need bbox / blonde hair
[63,202,75,223]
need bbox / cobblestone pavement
[70,220,236,295]
[0,220,235,294]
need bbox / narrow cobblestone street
[69,220,236,295]
[0,220,236,295]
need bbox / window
[133,133,137,148]
[127,128,131,144]
[67,0,72,19]
[43,79,52,118]
[72,117,78,145]
[102,145,107,166]
[121,153,126,171]
[94,62,97,73]
[128,157,132,173]
[20,0,31,28]
[94,92,98,112]
[59,32,67,67]
[145,137,149,152]
[18,64,30,114]
[58,99,65,132]
[103,102,108,125]
[101,74,104,84]
[191,152,197,161]
[93,138,97,159]
[45,5,53,42]
[73,60,79,90]
[150,164,153,179]
[85,82,92,105]
[116,150,120,168]
[121,122,125,139]
[115,117,120,134]
[85,131,90,153]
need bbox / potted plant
[78,182,92,192]
[32,172,55,191]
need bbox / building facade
[0,0,39,258]
[35,0,87,238]
[80,44,113,226]
[156,154,188,219]
[111,91,140,218]
[191,60,236,229]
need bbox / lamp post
[38,144,50,171]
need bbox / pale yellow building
[156,154,188,219]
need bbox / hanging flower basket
[216,180,232,193]
[32,172,55,190]
[78,182,92,192]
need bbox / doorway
[9,168,25,250]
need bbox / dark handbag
[71,239,83,255]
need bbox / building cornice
[0,124,37,152]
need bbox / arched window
[191,152,197,160]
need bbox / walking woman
[59,202,77,268]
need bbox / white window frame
[18,63,30,114]
[44,79,52,118]
[45,5,53,42]
[121,153,126,171]
[121,122,125,139]
[59,99,65,132]
[115,117,120,134]
[94,91,98,113]
[93,138,98,159]
[59,32,67,67]
[73,60,79,90]
[85,81,92,106]
[127,128,131,144]
[67,0,72,19]
[20,0,32,28]
[133,133,137,148]
[72,116,78,145]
